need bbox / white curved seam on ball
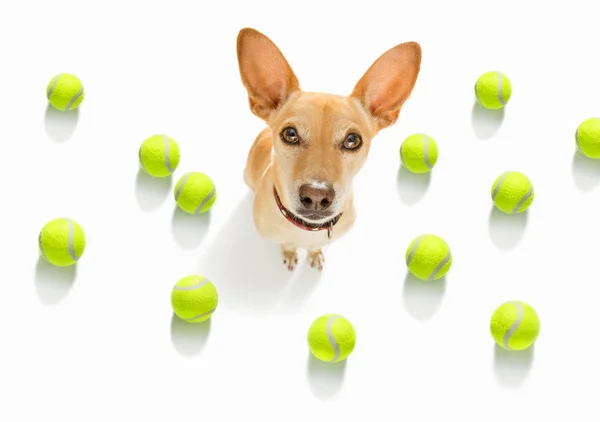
[496,72,506,105]
[429,250,451,281]
[66,219,79,261]
[174,173,190,200]
[326,316,341,362]
[406,235,424,266]
[512,186,532,214]
[47,74,62,99]
[173,278,209,291]
[423,134,432,169]
[138,147,147,172]
[491,172,508,200]
[163,135,174,173]
[38,232,48,261]
[65,87,83,111]
[503,301,524,350]
[474,82,480,104]
[184,308,216,322]
[195,186,215,214]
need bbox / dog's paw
[308,250,325,271]
[282,249,298,271]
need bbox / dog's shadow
[197,192,294,313]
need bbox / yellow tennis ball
[575,118,600,158]
[474,71,512,109]
[46,73,85,111]
[307,314,356,363]
[174,172,217,214]
[405,234,452,281]
[171,275,218,323]
[38,218,86,267]
[138,135,181,177]
[491,171,534,214]
[400,133,438,173]
[490,301,540,351]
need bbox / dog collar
[273,186,342,239]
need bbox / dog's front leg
[307,248,325,271]
[281,244,298,271]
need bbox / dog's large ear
[237,28,300,121]
[351,42,421,130]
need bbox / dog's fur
[236,28,421,271]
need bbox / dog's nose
[299,183,335,211]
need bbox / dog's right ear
[237,28,300,121]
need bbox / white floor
[1,0,599,420]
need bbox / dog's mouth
[273,187,342,238]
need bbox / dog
[236,28,421,271]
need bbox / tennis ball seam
[400,136,435,169]
[491,172,534,214]
[175,172,216,214]
[400,134,438,173]
[308,315,356,363]
[475,71,511,109]
[138,135,175,173]
[491,301,540,351]
[139,135,180,177]
[325,315,343,362]
[47,74,84,111]
[406,235,452,281]
[171,275,218,323]
[173,278,215,321]
[495,71,507,106]
[501,301,524,350]
[39,218,81,262]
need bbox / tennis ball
[400,133,438,173]
[138,135,181,177]
[46,73,84,111]
[405,234,452,281]
[490,301,540,351]
[307,314,356,363]
[575,118,600,158]
[171,275,218,323]
[474,71,511,110]
[491,171,534,214]
[174,172,217,214]
[38,218,86,267]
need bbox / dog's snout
[299,183,335,211]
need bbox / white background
[1,0,598,420]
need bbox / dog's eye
[343,133,362,150]
[281,127,300,145]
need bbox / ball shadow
[488,206,528,250]
[197,192,294,314]
[134,169,173,212]
[34,257,77,304]
[396,166,432,206]
[306,352,347,400]
[493,344,535,389]
[171,207,211,250]
[170,314,212,357]
[402,272,446,320]
[471,102,505,140]
[44,105,79,143]
[571,151,600,192]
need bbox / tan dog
[236,28,421,271]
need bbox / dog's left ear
[237,28,300,121]
[351,42,421,130]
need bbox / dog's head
[237,28,421,224]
